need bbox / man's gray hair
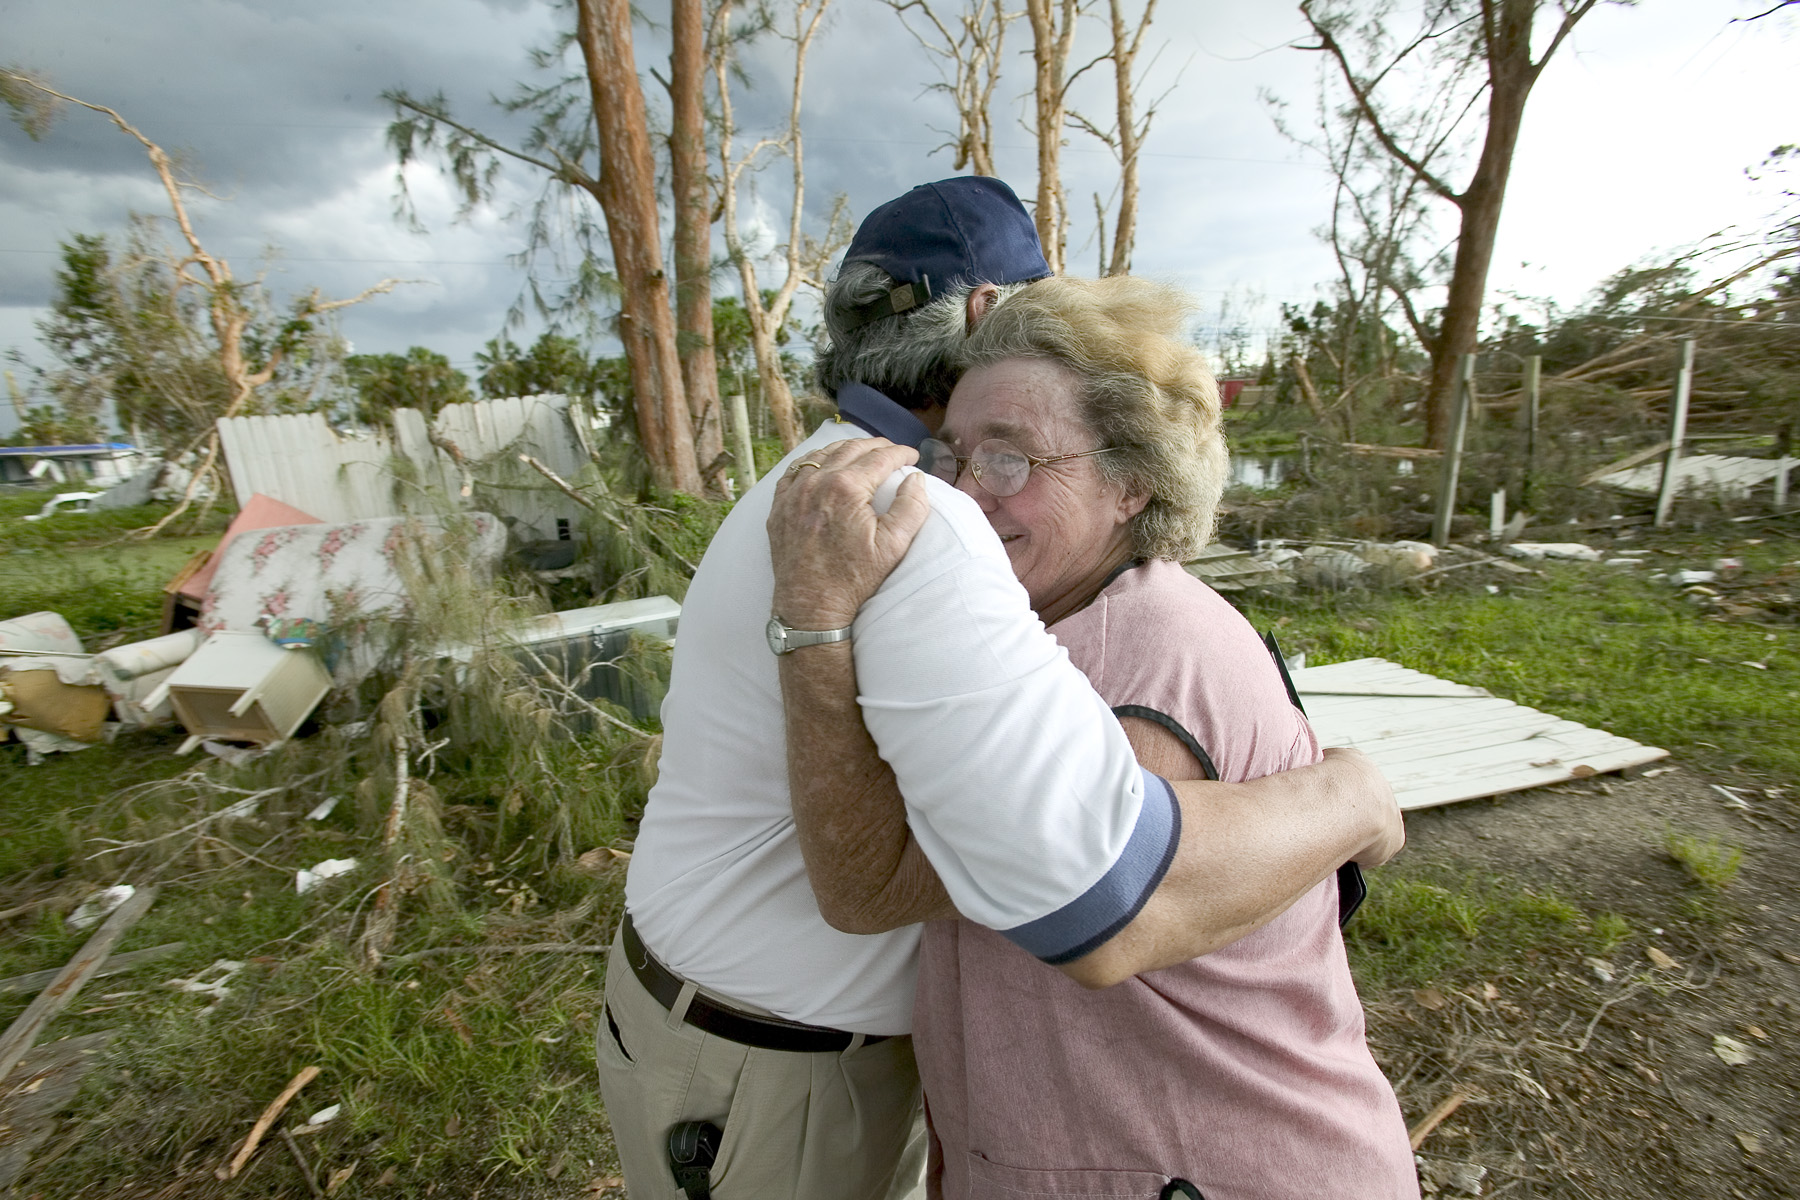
[814,261,1027,411]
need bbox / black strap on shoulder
[1262,631,1306,715]
[1262,632,1368,927]
[1112,705,1219,783]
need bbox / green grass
[1663,827,1744,890]
[0,491,228,551]
[1235,547,1799,779]
[1345,865,1632,993]
[0,718,637,1196]
[0,489,228,643]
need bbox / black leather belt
[620,913,890,1054]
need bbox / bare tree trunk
[1422,5,1533,447]
[1025,0,1079,275]
[671,0,727,494]
[575,0,701,493]
[1300,0,1598,449]
[1291,354,1330,424]
[713,0,846,453]
[1104,0,1159,275]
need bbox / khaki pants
[596,923,926,1200]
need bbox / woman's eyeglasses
[917,438,1118,498]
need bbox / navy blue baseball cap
[838,177,1050,330]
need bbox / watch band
[766,614,853,655]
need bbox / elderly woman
[773,275,1418,1199]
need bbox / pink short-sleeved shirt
[913,559,1419,1200]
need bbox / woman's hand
[767,438,932,629]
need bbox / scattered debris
[1191,538,1450,592]
[1584,957,1615,984]
[68,885,136,930]
[220,1064,322,1180]
[1408,1089,1471,1150]
[1646,947,1680,971]
[0,1031,114,1187]
[1712,1034,1755,1066]
[19,491,104,522]
[166,959,245,1003]
[306,796,342,821]
[1293,658,1668,810]
[0,942,183,995]
[296,859,358,894]
[1506,542,1603,562]
[1711,784,1752,811]
[1736,1131,1763,1155]
[1596,453,1795,502]
[294,1103,341,1134]
[1417,1157,1488,1196]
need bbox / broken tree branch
[221,1064,321,1179]
[1408,1088,1471,1150]
[382,942,610,965]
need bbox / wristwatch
[765,614,853,655]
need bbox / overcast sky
[2,0,1795,437]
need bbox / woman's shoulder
[1093,558,1281,676]
[1103,557,1247,628]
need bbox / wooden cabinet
[149,632,331,752]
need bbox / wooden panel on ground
[1598,453,1796,502]
[0,943,184,995]
[1182,545,1288,592]
[1289,657,1667,811]
[0,887,154,1084]
[0,1031,114,1187]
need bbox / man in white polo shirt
[596,178,1402,1200]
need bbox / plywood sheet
[1598,453,1794,499]
[1288,657,1668,810]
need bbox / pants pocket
[602,1003,634,1064]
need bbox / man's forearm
[780,642,957,935]
[1059,749,1398,988]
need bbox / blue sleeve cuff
[999,768,1182,965]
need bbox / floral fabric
[198,514,504,680]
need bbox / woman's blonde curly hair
[955,274,1227,562]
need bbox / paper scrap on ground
[296,858,358,893]
[69,884,136,930]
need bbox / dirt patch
[1373,768,1800,1198]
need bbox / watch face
[765,615,787,655]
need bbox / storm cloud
[3,0,1793,436]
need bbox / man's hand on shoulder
[768,438,931,629]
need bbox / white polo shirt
[625,419,1178,1035]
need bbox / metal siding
[216,395,588,537]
